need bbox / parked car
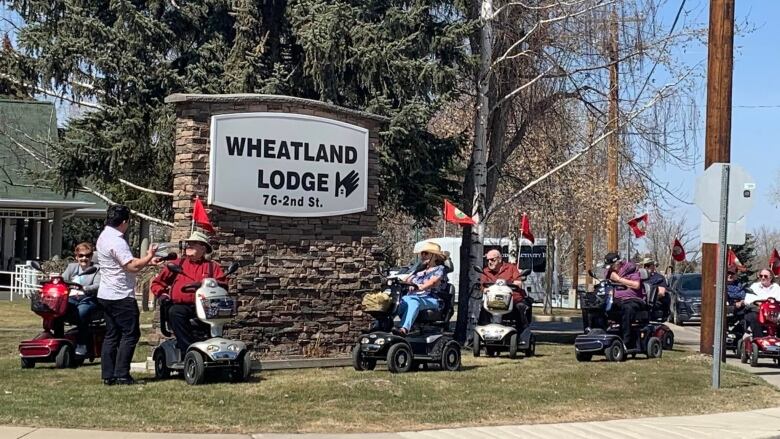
[668,273,701,326]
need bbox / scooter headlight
[205,279,218,288]
[227,344,239,352]
[376,339,386,345]
[361,337,370,344]
[207,344,220,353]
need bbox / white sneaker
[75,344,87,356]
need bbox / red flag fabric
[520,213,535,244]
[771,249,780,276]
[671,238,686,262]
[727,247,742,268]
[443,199,476,226]
[627,213,649,238]
[192,196,215,233]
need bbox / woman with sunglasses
[394,242,449,336]
[62,242,102,356]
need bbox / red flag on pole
[770,249,780,276]
[627,213,648,238]
[443,199,476,226]
[520,213,535,244]
[727,247,742,268]
[192,196,215,233]
[671,238,686,262]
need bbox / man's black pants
[98,297,140,380]
[615,299,644,346]
[745,309,763,338]
[169,303,198,352]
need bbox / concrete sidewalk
[3,407,780,439]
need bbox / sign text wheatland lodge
[209,113,369,217]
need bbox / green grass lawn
[0,300,40,328]
[0,301,778,434]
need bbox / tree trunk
[544,231,555,315]
[456,0,492,345]
[571,236,579,309]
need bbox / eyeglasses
[759,274,772,279]
[487,257,500,262]
[76,253,92,258]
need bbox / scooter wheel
[750,342,760,367]
[153,349,170,380]
[740,340,748,364]
[508,334,518,359]
[55,345,72,369]
[663,332,674,350]
[231,352,253,383]
[440,342,461,372]
[525,334,536,357]
[472,335,481,357]
[351,343,376,371]
[386,343,413,373]
[20,358,35,369]
[575,351,592,362]
[605,340,625,362]
[646,337,663,359]
[184,350,206,385]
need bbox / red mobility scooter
[742,297,780,367]
[18,262,105,368]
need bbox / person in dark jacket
[604,252,643,347]
[62,242,101,356]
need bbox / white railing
[0,264,42,300]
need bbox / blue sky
[658,0,780,234]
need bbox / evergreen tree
[1,0,472,221]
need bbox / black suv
[668,273,702,326]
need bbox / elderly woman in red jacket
[151,231,225,351]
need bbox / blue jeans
[398,295,440,331]
[67,296,96,345]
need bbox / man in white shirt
[745,268,780,337]
[96,204,160,385]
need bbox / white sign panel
[700,214,746,245]
[209,113,368,217]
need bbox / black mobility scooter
[575,268,670,362]
[352,260,461,373]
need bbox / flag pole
[669,235,676,275]
[191,195,196,235]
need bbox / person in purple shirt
[604,252,645,347]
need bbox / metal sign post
[712,164,730,390]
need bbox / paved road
[667,322,780,388]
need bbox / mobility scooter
[352,259,461,373]
[152,261,253,385]
[472,269,535,358]
[742,297,780,367]
[574,269,671,362]
[18,261,103,369]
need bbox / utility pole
[585,118,595,291]
[571,237,580,307]
[606,6,620,252]
[701,0,735,355]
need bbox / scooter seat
[418,309,443,322]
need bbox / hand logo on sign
[335,170,360,198]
